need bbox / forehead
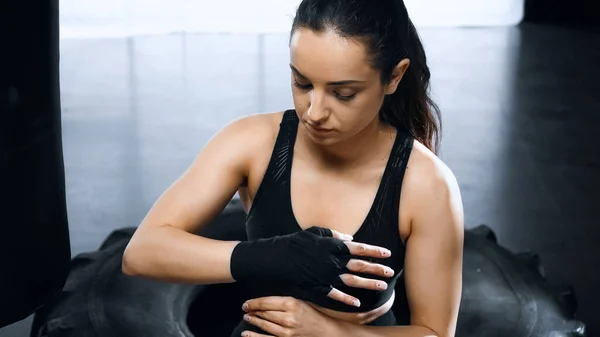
[290,28,374,80]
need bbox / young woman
[122,0,464,336]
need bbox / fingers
[242,314,282,336]
[249,311,298,328]
[346,259,394,278]
[330,229,354,241]
[339,273,388,291]
[243,297,297,312]
[327,287,361,307]
[240,331,272,337]
[344,241,391,259]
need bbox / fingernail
[352,300,361,307]
[241,332,249,337]
[242,303,248,311]
[377,282,387,290]
[244,314,250,321]
[381,250,391,257]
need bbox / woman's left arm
[242,157,464,337]
[335,160,465,337]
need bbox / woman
[123,0,464,336]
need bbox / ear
[385,58,410,95]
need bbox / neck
[298,117,394,168]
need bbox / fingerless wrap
[230,227,351,296]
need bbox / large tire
[457,224,587,336]
[30,200,248,337]
[1,0,71,329]
[31,201,588,337]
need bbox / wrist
[229,240,255,281]
[226,240,242,282]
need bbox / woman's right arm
[122,113,397,306]
[122,114,268,285]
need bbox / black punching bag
[0,0,71,328]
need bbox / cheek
[291,89,308,115]
[343,105,379,132]
[343,94,384,128]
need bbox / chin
[307,136,339,146]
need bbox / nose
[306,90,329,124]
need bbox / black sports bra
[244,110,413,312]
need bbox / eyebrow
[289,64,365,85]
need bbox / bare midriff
[309,290,395,325]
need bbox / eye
[293,79,357,102]
[335,92,356,101]
[293,79,312,90]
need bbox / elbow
[121,244,140,276]
[429,328,453,337]
[413,325,445,337]
[121,234,150,277]
[121,250,136,276]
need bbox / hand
[230,226,395,308]
[328,229,396,306]
[240,296,337,337]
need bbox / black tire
[456,224,588,337]
[30,200,249,337]
[31,203,588,337]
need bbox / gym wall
[59,0,525,39]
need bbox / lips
[307,123,333,133]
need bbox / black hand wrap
[230,226,351,296]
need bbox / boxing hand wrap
[230,227,351,296]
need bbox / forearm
[331,320,438,337]
[122,224,239,284]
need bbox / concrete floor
[2,23,599,336]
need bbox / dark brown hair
[292,0,442,153]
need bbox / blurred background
[58,0,524,38]
[1,0,599,336]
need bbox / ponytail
[380,20,442,155]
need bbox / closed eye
[293,80,356,102]
[293,80,312,90]
[334,92,356,101]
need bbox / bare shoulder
[404,140,461,202]
[221,111,281,147]
[401,140,464,236]
[224,112,284,205]
[215,111,283,172]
